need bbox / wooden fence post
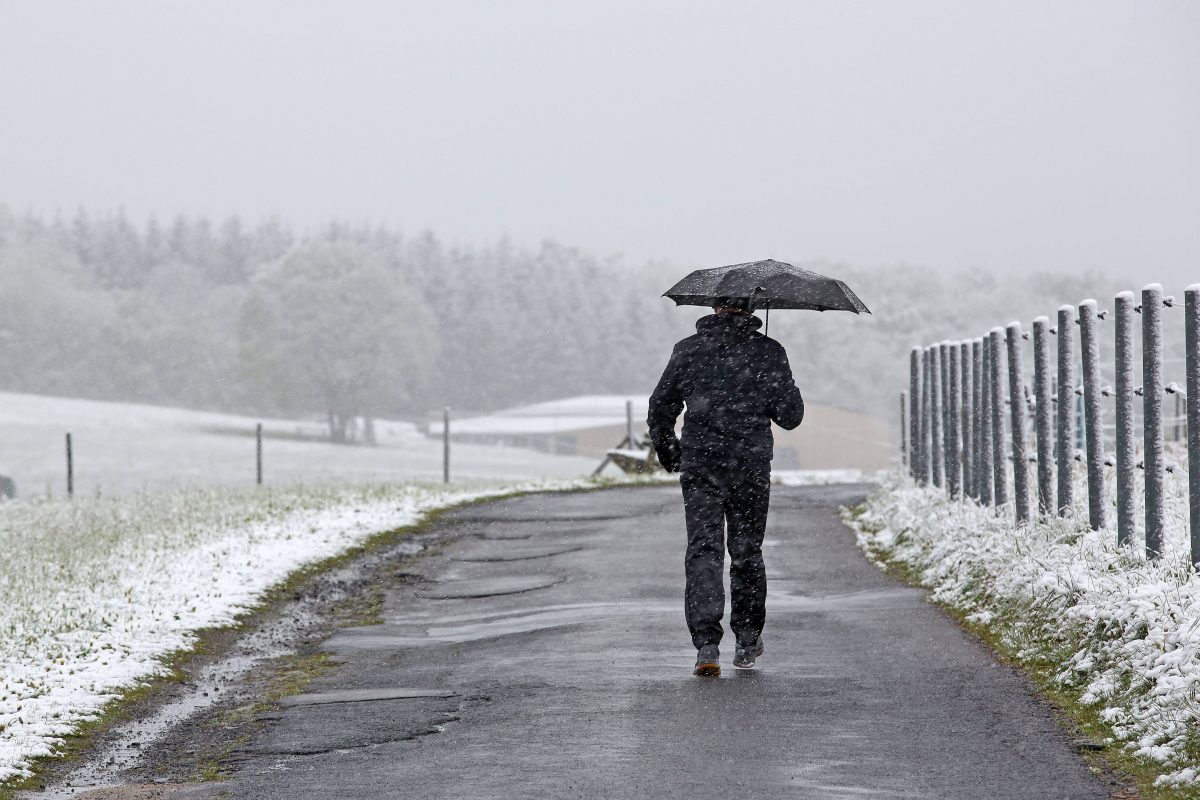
[1185,285,1200,567]
[1079,300,1107,531]
[1055,305,1075,516]
[1142,285,1164,557]
[443,406,451,485]
[1006,323,1029,522]
[1032,317,1053,514]
[256,423,264,486]
[1114,291,1136,546]
[989,328,1008,507]
[66,432,74,499]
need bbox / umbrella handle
[751,286,769,337]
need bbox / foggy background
[2,1,1198,432]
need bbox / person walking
[647,299,804,676]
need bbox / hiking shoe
[733,637,764,669]
[694,644,720,676]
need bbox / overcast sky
[2,1,1198,285]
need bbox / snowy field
[0,476,635,782]
[773,468,882,486]
[851,468,1200,788]
[0,391,599,498]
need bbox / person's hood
[695,313,763,335]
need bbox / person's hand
[657,441,682,473]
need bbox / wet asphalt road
[204,484,1111,799]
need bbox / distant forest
[0,205,1132,438]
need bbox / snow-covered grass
[0,475,650,783]
[850,467,1200,789]
[0,391,599,498]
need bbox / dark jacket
[647,313,804,472]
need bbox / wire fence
[899,282,1200,567]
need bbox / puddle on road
[768,586,924,611]
[328,601,678,649]
[416,574,565,599]
[476,529,536,540]
[280,688,457,707]
[445,512,631,524]
[451,544,585,562]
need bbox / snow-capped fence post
[1143,284,1165,558]
[65,432,74,499]
[443,406,451,484]
[947,343,961,499]
[930,346,943,488]
[909,348,921,478]
[1114,291,1136,547]
[989,328,1008,507]
[1055,305,1075,516]
[979,336,993,505]
[1006,323,1029,522]
[1032,317,1053,515]
[256,423,263,486]
[899,392,908,467]
[971,338,983,500]
[1186,285,1200,567]
[1079,300,1106,531]
[920,348,931,484]
[960,340,972,499]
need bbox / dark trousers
[680,465,771,649]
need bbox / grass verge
[847,502,1192,800]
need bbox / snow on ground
[0,391,598,498]
[773,469,883,486]
[0,476,644,782]
[850,467,1200,787]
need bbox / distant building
[429,395,893,470]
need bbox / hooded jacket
[647,313,804,472]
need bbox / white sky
[2,1,1198,284]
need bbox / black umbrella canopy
[663,259,870,314]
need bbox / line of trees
[0,207,686,440]
[0,205,1131,440]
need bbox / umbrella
[663,258,870,335]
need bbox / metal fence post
[930,346,943,488]
[443,406,451,484]
[256,422,264,486]
[979,336,993,504]
[1079,300,1106,530]
[1143,284,1165,557]
[960,340,972,498]
[1006,323,1030,522]
[1056,305,1075,516]
[1114,291,1136,547]
[65,432,74,499]
[910,348,921,478]
[899,392,908,467]
[1186,285,1200,567]
[1032,317,1053,514]
[971,338,983,500]
[989,327,1008,507]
